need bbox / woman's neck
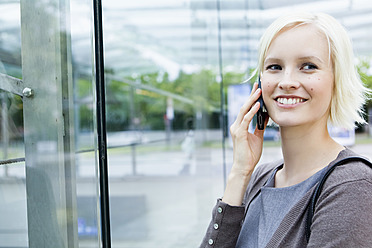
[276,123,344,188]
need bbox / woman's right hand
[222,82,267,206]
[230,82,266,176]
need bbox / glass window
[0,1,27,247]
[0,0,100,247]
[102,2,225,247]
[0,0,371,247]
[71,1,101,247]
[0,90,27,247]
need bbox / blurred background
[0,0,372,247]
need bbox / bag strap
[305,156,372,243]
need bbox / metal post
[216,0,227,188]
[20,0,78,247]
[131,143,137,176]
[93,0,112,247]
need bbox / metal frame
[93,0,112,247]
[0,73,23,96]
[20,0,78,247]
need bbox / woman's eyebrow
[264,57,282,65]
[298,56,324,64]
[264,56,325,64]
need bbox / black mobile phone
[257,76,267,130]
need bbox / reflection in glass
[0,2,27,246]
[102,2,225,247]
[0,1,22,78]
[0,0,371,247]
[0,91,27,247]
[71,0,101,247]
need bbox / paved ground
[77,141,372,248]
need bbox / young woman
[200,12,372,247]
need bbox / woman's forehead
[265,24,332,64]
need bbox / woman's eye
[302,63,318,70]
[266,64,282,70]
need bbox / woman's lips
[275,97,306,105]
[273,96,308,108]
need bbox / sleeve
[199,199,245,248]
[308,179,372,248]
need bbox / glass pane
[4,0,100,247]
[3,0,372,247]
[103,1,224,247]
[101,1,372,247]
[0,91,27,247]
[0,1,22,78]
[71,0,100,247]
[0,1,27,247]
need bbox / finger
[235,82,258,120]
[239,101,260,132]
[250,82,259,96]
[247,82,259,103]
[235,84,261,124]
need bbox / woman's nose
[278,72,300,90]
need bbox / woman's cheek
[262,81,273,103]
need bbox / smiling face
[261,24,334,129]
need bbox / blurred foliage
[77,60,372,132]
[6,58,371,134]
[83,68,247,132]
[1,48,371,139]
[357,58,372,106]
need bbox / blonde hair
[253,12,369,130]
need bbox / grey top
[236,163,327,248]
[200,148,372,248]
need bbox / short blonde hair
[254,12,369,130]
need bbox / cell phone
[256,76,267,130]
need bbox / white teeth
[277,97,304,105]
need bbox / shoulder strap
[305,156,372,243]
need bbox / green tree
[357,58,372,107]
